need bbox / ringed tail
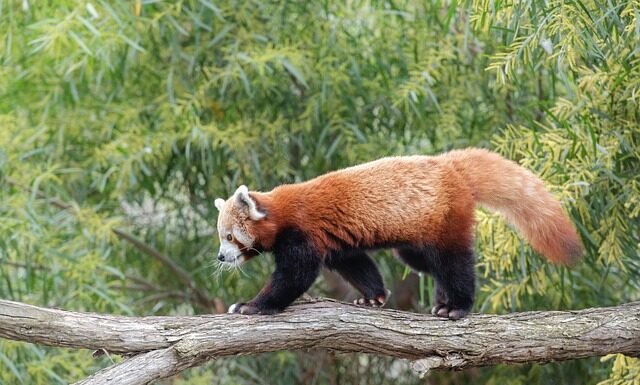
[443,148,584,265]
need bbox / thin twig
[110,228,219,311]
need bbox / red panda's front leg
[228,229,322,315]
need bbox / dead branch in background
[5,178,223,313]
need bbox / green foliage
[599,355,640,385]
[0,0,638,384]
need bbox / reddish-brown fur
[248,148,583,264]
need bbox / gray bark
[0,298,638,384]
[73,349,189,385]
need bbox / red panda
[214,148,583,319]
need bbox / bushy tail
[442,148,583,265]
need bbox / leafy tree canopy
[0,0,638,384]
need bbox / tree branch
[73,349,190,385]
[0,299,639,384]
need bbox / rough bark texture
[73,349,189,385]
[0,298,639,384]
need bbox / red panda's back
[270,156,469,251]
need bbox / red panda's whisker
[240,246,264,258]
[212,264,224,281]
[235,261,250,278]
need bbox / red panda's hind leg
[429,248,475,320]
[430,285,448,316]
[394,246,475,320]
[325,250,388,307]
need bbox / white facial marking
[228,303,238,313]
[219,238,241,262]
[233,227,252,248]
[215,186,264,267]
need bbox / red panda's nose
[217,253,225,262]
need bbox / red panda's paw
[431,304,448,317]
[353,294,387,308]
[228,303,279,315]
[431,305,469,320]
[228,303,257,315]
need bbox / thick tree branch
[73,349,190,385]
[0,299,639,384]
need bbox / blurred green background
[1,0,639,384]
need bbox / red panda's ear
[234,185,266,221]
[214,198,225,211]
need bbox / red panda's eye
[226,234,233,241]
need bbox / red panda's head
[214,185,272,266]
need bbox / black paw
[228,303,279,315]
[431,304,469,320]
[228,303,260,315]
[353,293,387,308]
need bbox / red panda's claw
[447,309,469,320]
[432,304,449,317]
[228,302,260,315]
[228,302,281,315]
[353,294,387,308]
[436,307,450,318]
[431,305,469,320]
